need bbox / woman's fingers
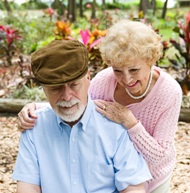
[94,100,123,123]
[17,103,38,132]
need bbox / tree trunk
[139,0,151,14]
[51,0,65,16]
[91,0,96,19]
[0,99,32,113]
[3,0,12,13]
[79,0,84,17]
[67,0,76,22]
[161,0,168,19]
[151,0,156,15]
[102,0,106,11]
[179,108,190,122]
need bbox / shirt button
[72,138,75,141]
[73,181,77,185]
[72,159,75,163]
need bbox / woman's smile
[126,81,139,88]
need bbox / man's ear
[86,70,91,80]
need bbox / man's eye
[71,83,79,87]
[49,87,60,91]
[70,83,81,90]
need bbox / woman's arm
[94,86,182,164]
[18,102,49,131]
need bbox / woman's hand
[18,103,37,132]
[94,100,138,129]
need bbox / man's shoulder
[35,106,54,116]
[90,102,127,134]
[34,107,57,125]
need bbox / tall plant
[79,28,107,78]
[169,12,190,95]
[0,25,22,66]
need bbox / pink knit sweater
[89,66,182,193]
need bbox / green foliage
[1,12,55,54]
[12,85,46,101]
[105,1,139,10]
[0,1,4,10]
[9,1,21,10]
[30,36,55,53]
[0,1,21,10]
[105,3,126,10]
[168,12,190,94]
[21,1,48,10]
[1,7,190,99]
[156,18,176,29]
[155,0,164,9]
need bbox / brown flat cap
[31,39,88,86]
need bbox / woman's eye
[114,70,121,73]
[130,69,139,73]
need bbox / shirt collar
[79,97,94,132]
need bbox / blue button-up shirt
[12,97,151,193]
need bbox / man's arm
[16,181,41,193]
[120,183,145,193]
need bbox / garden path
[0,115,190,192]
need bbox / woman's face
[112,59,152,96]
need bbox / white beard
[54,99,86,123]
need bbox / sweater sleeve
[127,75,182,164]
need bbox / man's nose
[60,87,72,101]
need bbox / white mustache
[57,99,80,108]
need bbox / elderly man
[12,39,151,193]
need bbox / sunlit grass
[159,28,175,41]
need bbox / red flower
[43,8,55,16]
[0,25,22,45]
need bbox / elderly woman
[18,20,182,193]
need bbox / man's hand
[16,181,41,193]
[120,183,146,193]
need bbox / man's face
[43,70,90,124]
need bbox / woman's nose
[122,73,133,84]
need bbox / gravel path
[0,115,190,193]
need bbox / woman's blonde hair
[99,20,163,67]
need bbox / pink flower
[86,3,91,8]
[89,37,104,50]
[43,8,55,16]
[185,12,190,44]
[79,29,90,45]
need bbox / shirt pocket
[86,161,116,192]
